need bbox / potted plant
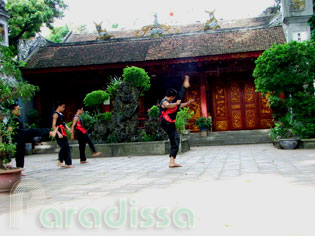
[175,107,194,138]
[269,113,299,149]
[0,124,24,192]
[195,117,212,137]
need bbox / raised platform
[31,139,190,158]
[30,129,272,155]
[189,129,272,146]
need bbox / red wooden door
[212,79,272,131]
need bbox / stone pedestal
[281,0,313,42]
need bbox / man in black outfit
[52,101,73,168]
[71,105,101,163]
[8,104,58,169]
[159,75,194,168]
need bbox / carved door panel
[212,79,272,131]
[212,83,229,131]
[243,82,258,129]
[228,80,259,130]
[186,83,202,132]
[229,82,243,130]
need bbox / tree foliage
[254,41,315,96]
[144,105,167,141]
[253,40,315,138]
[0,46,39,106]
[6,0,67,50]
[175,107,194,132]
[106,75,123,98]
[0,45,39,168]
[47,24,69,43]
[122,66,151,93]
[84,90,110,109]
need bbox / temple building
[20,0,313,131]
[0,0,9,47]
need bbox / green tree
[0,0,66,169]
[47,24,69,43]
[6,0,67,51]
[253,40,315,138]
[0,45,39,169]
[0,46,39,105]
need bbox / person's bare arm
[65,124,72,134]
[52,113,58,130]
[180,99,195,108]
[52,113,63,138]
[162,100,181,109]
[70,117,78,140]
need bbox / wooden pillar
[200,74,208,117]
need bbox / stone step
[189,129,272,146]
[32,140,77,154]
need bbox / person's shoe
[80,161,88,164]
[57,161,63,167]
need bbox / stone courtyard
[1,143,315,236]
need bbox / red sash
[75,120,87,134]
[58,124,67,137]
[161,106,178,123]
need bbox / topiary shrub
[80,111,97,133]
[84,90,110,112]
[106,75,123,98]
[91,112,112,143]
[144,105,167,141]
[110,66,151,142]
[122,66,151,94]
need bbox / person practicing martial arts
[70,105,101,163]
[159,75,194,168]
[52,101,74,168]
[8,104,59,170]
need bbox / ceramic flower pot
[279,138,299,149]
[0,168,23,192]
[200,127,208,137]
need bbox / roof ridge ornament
[203,10,220,31]
[135,13,178,37]
[94,22,114,40]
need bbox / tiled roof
[65,16,276,42]
[24,16,286,70]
